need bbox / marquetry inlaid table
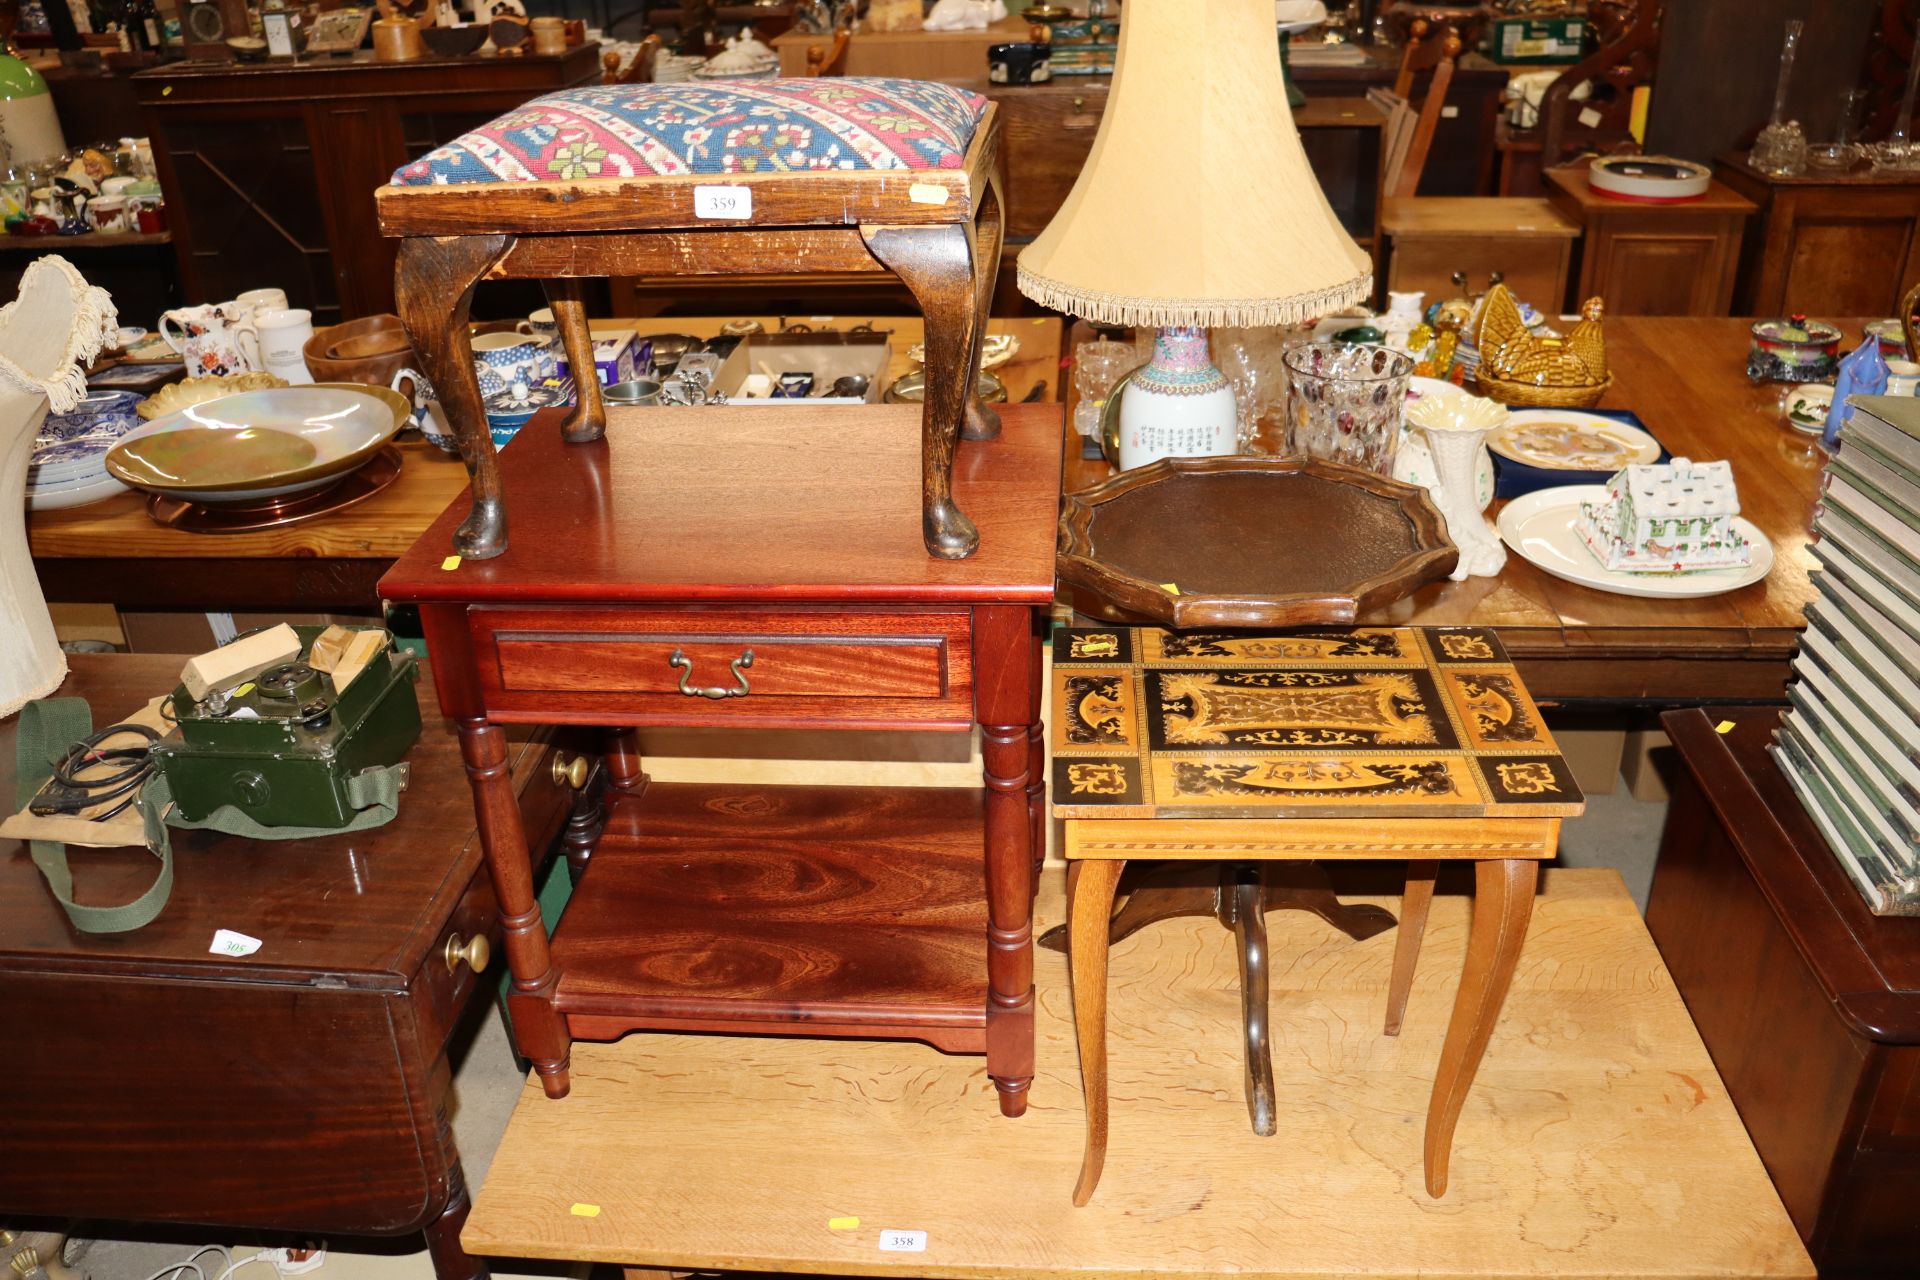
[1053,623,1585,1204]
[379,403,1058,1118]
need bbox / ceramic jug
[160,303,251,376]
[392,365,456,453]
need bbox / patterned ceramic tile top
[1052,626,1583,819]
[391,78,989,186]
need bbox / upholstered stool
[376,78,1004,560]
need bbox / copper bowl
[305,314,416,387]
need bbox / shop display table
[0,654,584,1280]
[460,869,1811,1279]
[26,316,1061,613]
[1050,625,1583,1203]
[1062,316,1855,704]
[378,404,1059,1114]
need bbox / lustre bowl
[106,382,408,504]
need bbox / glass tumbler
[1073,339,1137,439]
[1283,342,1413,474]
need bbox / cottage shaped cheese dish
[1576,458,1752,573]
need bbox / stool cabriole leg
[545,278,605,443]
[395,233,514,560]
[1068,856,1123,1206]
[1226,874,1277,1137]
[861,222,981,560]
[962,169,1006,442]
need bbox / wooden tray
[1057,456,1457,628]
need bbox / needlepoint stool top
[391,78,990,186]
[1051,625,1586,821]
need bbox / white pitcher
[160,302,252,376]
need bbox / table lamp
[1017,0,1372,470]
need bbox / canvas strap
[16,697,406,935]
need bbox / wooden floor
[464,868,1812,1279]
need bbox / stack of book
[1775,394,1920,915]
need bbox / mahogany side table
[1052,624,1584,1203]
[0,654,583,1280]
[379,404,1059,1117]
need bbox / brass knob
[551,753,589,788]
[1073,96,1085,111]
[444,932,491,974]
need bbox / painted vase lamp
[1117,326,1238,470]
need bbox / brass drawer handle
[444,932,491,974]
[551,753,589,789]
[669,648,754,699]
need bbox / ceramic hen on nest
[1475,283,1612,407]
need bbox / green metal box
[151,625,422,829]
[1492,17,1587,66]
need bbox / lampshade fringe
[1016,262,1373,330]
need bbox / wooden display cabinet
[378,405,1060,1115]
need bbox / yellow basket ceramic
[1474,371,1613,409]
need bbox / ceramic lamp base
[1117,326,1239,471]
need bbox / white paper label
[693,185,753,220]
[1578,106,1604,128]
[877,1230,927,1253]
[908,182,951,205]
[211,928,263,957]
[1441,105,1459,118]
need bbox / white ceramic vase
[1405,393,1509,581]
[0,256,118,717]
[1118,326,1239,471]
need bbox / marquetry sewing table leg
[1067,856,1124,1207]
[1424,857,1537,1197]
[458,717,571,1098]
[1384,859,1439,1036]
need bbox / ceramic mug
[237,307,316,385]
[160,303,253,376]
[85,194,128,233]
[1887,360,1920,397]
[230,287,290,318]
[472,332,556,395]
[516,307,557,339]
[392,366,457,452]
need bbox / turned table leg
[458,717,571,1097]
[1068,857,1124,1207]
[1425,858,1536,1196]
[544,278,605,443]
[1384,860,1438,1036]
[1026,622,1045,889]
[395,234,513,560]
[976,605,1037,1116]
[862,222,981,560]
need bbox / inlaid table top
[1050,625,1586,821]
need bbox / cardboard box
[712,332,891,406]
[555,326,640,388]
[119,611,381,655]
[1492,17,1587,65]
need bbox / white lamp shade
[1016,0,1373,328]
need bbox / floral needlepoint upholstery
[392,78,989,186]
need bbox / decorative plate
[106,383,407,504]
[26,472,128,510]
[1057,456,1459,627]
[138,372,289,420]
[1487,410,1660,470]
[908,332,1019,370]
[1496,484,1774,598]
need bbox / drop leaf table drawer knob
[444,932,491,974]
[669,647,754,699]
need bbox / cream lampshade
[1018,0,1373,468]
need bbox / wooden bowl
[422,24,487,57]
[305,314,415,386]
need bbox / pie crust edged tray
[1057,456,1459,628]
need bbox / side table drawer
[469,606,976,729]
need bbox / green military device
[150,624,422,829]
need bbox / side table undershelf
[379,404,1061,1116]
